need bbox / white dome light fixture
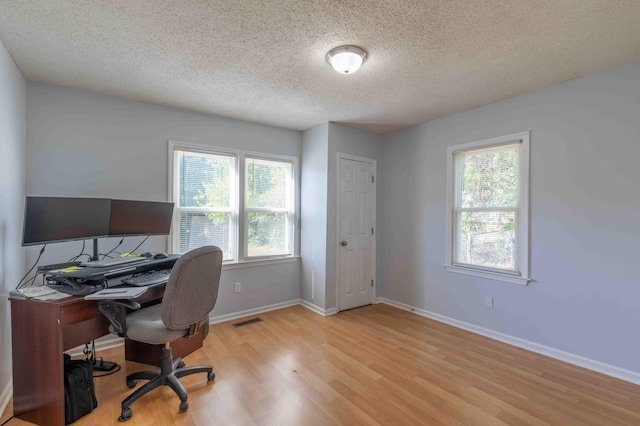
[326,45,367,75]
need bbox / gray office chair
[98,245,222,422]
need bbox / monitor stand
[91,238,100,261]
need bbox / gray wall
[26,82,301,318]
[379,59,640,372]
[300,123,383,312]
[301,123,329,308]
[0,40,26,408]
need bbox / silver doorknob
[341,241,348,246]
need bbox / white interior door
[338,156,375,311]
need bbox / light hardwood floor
[3,303,640,425]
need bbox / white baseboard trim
[67,334,124,357]
[66,299,303,356]
[0,379,12,420]
[299,299,338,316]
[376,297,640,386]
[209,299,301,324]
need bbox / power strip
[93,360,117,371]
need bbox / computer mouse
[153,253,168,259]
[141,252,153,258]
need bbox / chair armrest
[97,299,141,338]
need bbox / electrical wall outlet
[234,282,241,293]
[484,296,493,309]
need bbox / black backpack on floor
[63,354,98,424]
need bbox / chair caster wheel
[179,400,189,412]
[118,407,132,422]
[208,371,216,381]
[177,361,185,368]
[127,379,137,388]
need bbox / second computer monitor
[108,199,174,237]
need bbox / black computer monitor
[23,197,175,261]
[108,199,174,236]
[22,196,111,246]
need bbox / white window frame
[168,140,298,266]
[445,131,531,285]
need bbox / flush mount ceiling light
[326,45,367,75]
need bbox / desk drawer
[60,298,103,326]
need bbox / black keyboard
[121,269,172,287]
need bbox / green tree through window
[175,151,234,260]
[458,145,519,270]
[246,158,292,257]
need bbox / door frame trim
[336,153,377,312]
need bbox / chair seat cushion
[110,304,188,345]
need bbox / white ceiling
[2,1,640,134]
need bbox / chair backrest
[161,245,223,330]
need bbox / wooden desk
[10,286,207,426]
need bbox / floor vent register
[232,317,263,328]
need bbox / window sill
[223,256,299,270]
[444,265,530,286]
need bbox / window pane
[247,212,288,256]
[246,158,288,208]
[461,144,519,208]
[456,210,517,271]
[179,152,232,208]
[179,212,232,260]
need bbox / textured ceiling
[2,1,640,134]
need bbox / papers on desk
[84,286,148,300]
[17,286,70,301]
